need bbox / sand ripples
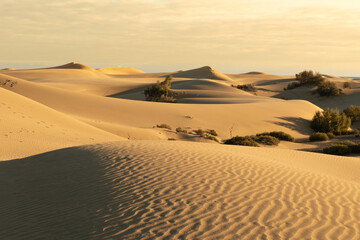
[0,141,359,239]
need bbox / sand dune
[0,87,121,160]
[1,64,359,239]
[47,62,95,70]
[170,66,234,81]
[0,141,358,239]
[0,72,321,141]
[98,67,145,75]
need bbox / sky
[0,0,360,75]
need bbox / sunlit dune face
[0,0,360,75]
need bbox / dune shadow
[269,117,312,136]
[0,145,141,239]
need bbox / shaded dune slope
[0,141,359,239]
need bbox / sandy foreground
[0,64,359,239]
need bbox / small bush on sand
[156,124,172,130]
[343,82,352,89]
[316,80,340,96]
[194,129,206,137]
[284,81,302,90]
[209,129,218,136]
[256,131,295,142]
[323,144,351,155]
[234,84,257,92]
[224,136,259,147]
[309,132,329,142]
[296,70,325,85]
[343,105,360,122]
[311,108,351,133]
[144,75,175,102]
[176,127,187,133]
[253,135,280,145]
[207,135,220,143]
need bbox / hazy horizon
[1,0,360,76]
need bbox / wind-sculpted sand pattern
[0,141,359,239]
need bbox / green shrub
[284,81,302,90]
[176,127,187,133]
[284,70,324,91]
[209,129,218,136]
[224,136,259,147]
[253,135,280,145]
[295,70,324,85]
[343,82,352,89]
[326,132,335,139]
[256,131,295,142]
[343,105,360,122]
[156,124,172,130]
[194,129,206,137]
[344,129,359,135]
[323,144,351,155]
[316,80,340,96]
[234,84,257,92]
[311,108,351,133]
[309,132,329,142]
[207,135,220,143]
[349,144,360,153]
[144,75,175,102]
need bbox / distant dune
[98,67,145,75]
[1,67,16,70]
[170,66,233,81]
[47,62,95,70]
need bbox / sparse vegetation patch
[309,132,329,142]
[144,75,176,102]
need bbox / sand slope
[0,72,321,141]
[171,66,234,81]
[0,141,358,239]
[0,87,121,160]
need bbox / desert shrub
[323,144,351,155]
[296,70,325,85]
[349,144,360,153]
[309,132,329,142]
[316,80,340,96]
[144,75,175,102]
[256,131,295,142]
[311,108,351,133]
[343,129,359,135]
[284,81,302,90]
[156,124,172,130]
[224,136,259,147]
[343,81,352,89]
[209,129,218,136]
[176,127,187,133]
[235,84,257,92]
[253,135,280,145]
[326,132,335,139]
[337,140,356,146]
[168,138,176,141]
[194,129,205,137]
[343,105,360,122]
[207,135,220,143]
